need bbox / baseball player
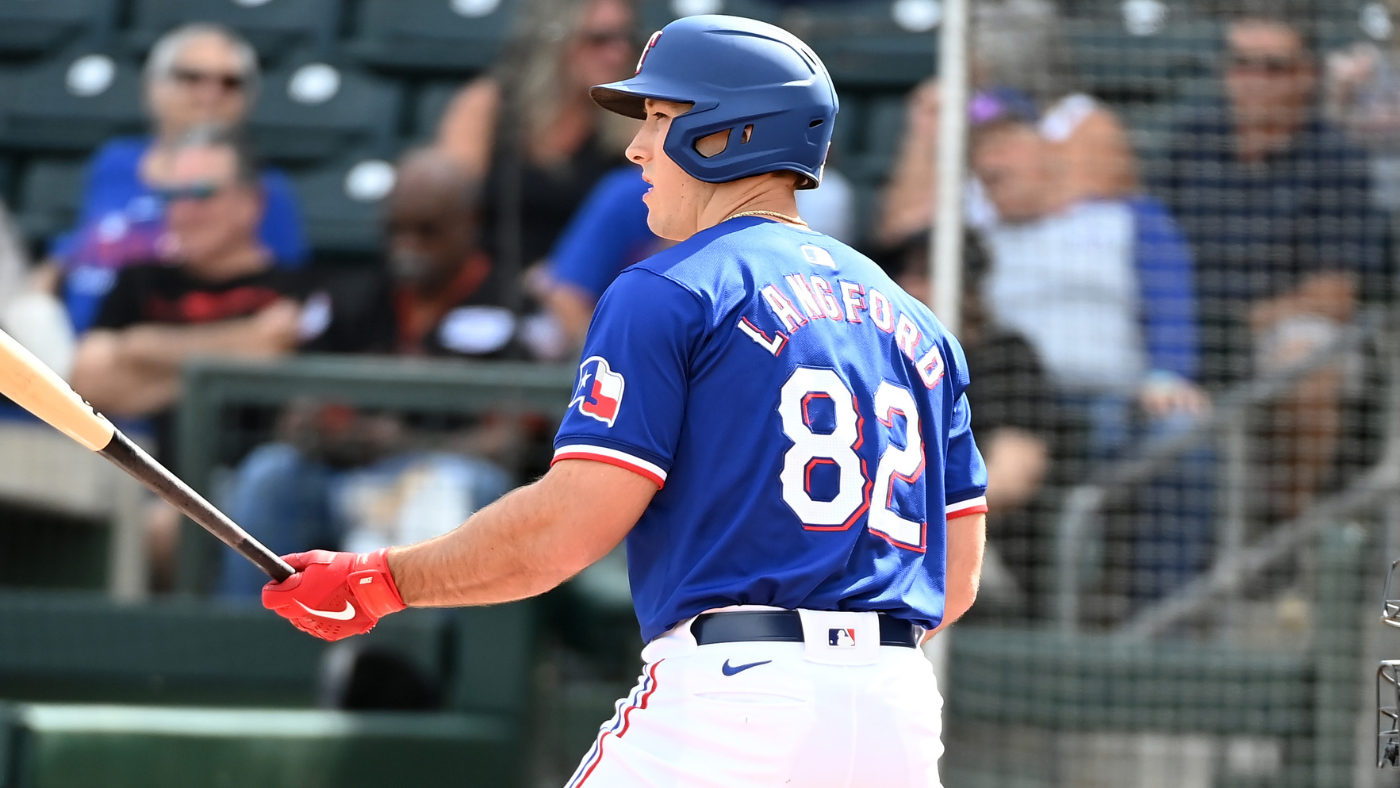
[262,15,987,786]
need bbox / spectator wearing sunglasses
[68,126,377,592]
[41,23,307,336]
[71,126,384,441]
[1153,2,1386,522]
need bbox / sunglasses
[578,29,634,48]
[153,181,224,203]
[1227,53,1304,75]
[170,66,246,93]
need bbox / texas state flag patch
[571,356,626,427]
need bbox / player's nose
[626,127,651,165]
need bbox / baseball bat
[0,328,293,582]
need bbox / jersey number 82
[778,367,926,551]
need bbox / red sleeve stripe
[945,496,988,518]
[553,445,667,488]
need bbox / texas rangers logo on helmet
[571,356,626,427]
[635,30,662,75]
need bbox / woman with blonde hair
[436,0,639,275]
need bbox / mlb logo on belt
[571,356,626,427]
[828,628,856,647]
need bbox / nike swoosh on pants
[721,659,772,676]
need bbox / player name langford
[737,273,946,389]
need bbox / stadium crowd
[0,0,1390,627]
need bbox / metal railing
[1054,310,1400,638]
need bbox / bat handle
[99,432,295,583]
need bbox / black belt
[691,610,918,648]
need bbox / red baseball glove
[262,549,406,641]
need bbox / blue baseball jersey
[553,217,987,642]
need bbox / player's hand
[262,549,406,641]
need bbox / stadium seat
[247,56,402,166]
[783,1,938,89]
[291,152,400,259]
[14,158,85,246]
[0,49,145,154]
[1064,17,1221,106]
[637,0,782,35]
[124,0,341,65]
[412,81,461,142]
[842,92,906,187]
[345,0,519,77]
[0,0,117,61]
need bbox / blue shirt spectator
[549,168,658,304]
[52,136,307,333]
[545,166,857,347]
[981,197,1198,394]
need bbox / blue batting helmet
[590,15,838,189]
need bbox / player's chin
[644,209,679,242]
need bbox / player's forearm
[386,461,649,607]
[931,512,986,635]
[386,485,569,606]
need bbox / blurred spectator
[1154,5,1386,518]
[1326,0,1400,212]
[876,0,1137,247]
[68,126,382,592]
[219,148,521,598]
[972,101,1204,436]
[542,165,856,349]
[69,127,381,429]
[42,24,307,335]
[971,98,1213,604]
[436,0,639,277]
[889,230,1053,618]
[0,206,75,378]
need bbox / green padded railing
[945,523,1370,788]
[0,591,535,716]
[174,355,576,594]
[178,355,577,496]
[0,704,518,788]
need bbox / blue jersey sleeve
[944,392,988,518]
[941,344,988,518]
[552,268,707,486]
[549,168,657,301]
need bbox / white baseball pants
[564,609,944,788]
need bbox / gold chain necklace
[725,209,808,227]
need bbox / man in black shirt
[1154,5,1387,519]
[70,126,388,419]
[219,148,523,598]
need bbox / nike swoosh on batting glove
[262,549,407,641]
